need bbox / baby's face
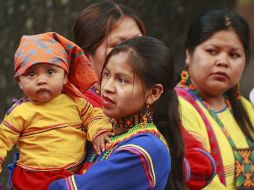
[18,63,67,103]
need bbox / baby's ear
[145,84,164,105]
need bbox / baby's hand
[93,131,114,155]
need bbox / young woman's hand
[93,131,114,155]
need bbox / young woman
[176,9,254,189]
[49,36,187,190]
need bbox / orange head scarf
[14,32,98,98]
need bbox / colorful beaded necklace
[88,110,166,162]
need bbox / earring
[179,67,191,87]
[142,105,153,127]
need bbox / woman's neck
[113,127,129,135]
[200,93,227,112]
[178,73,228,112]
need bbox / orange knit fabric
[14,32,98,98]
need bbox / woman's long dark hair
[103,36,187,190]
[186,9,254,141]
[74,0,145,55]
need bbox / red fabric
[13,165,73,190]
[14,32,98,98]
[84,89,102,108]
[182,127,215,190]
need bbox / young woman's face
[18,63,67,103]
[186,30,246,97]
[101,52,149,119]
[88,16,143,79]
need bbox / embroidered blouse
[82,87,216,189]
[177,86,254,190]
[49,115,171,190]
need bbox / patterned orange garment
[14,32,98,98]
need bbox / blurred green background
[0,0,253,189]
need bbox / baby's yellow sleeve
[0,110,23,173]
[76,97,112,141]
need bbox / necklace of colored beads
[89,122,166,162]
[88,109,167,162]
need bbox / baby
[0,32,112,189]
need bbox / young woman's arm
[49,134,170,190]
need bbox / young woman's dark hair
[103,36,187,190]
[185,9,254,141]
[74,0,145,54]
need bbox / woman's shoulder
[178,96,207,128]
[119,132,169,158]
[178,96,199,111]
[128,132,166,144]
